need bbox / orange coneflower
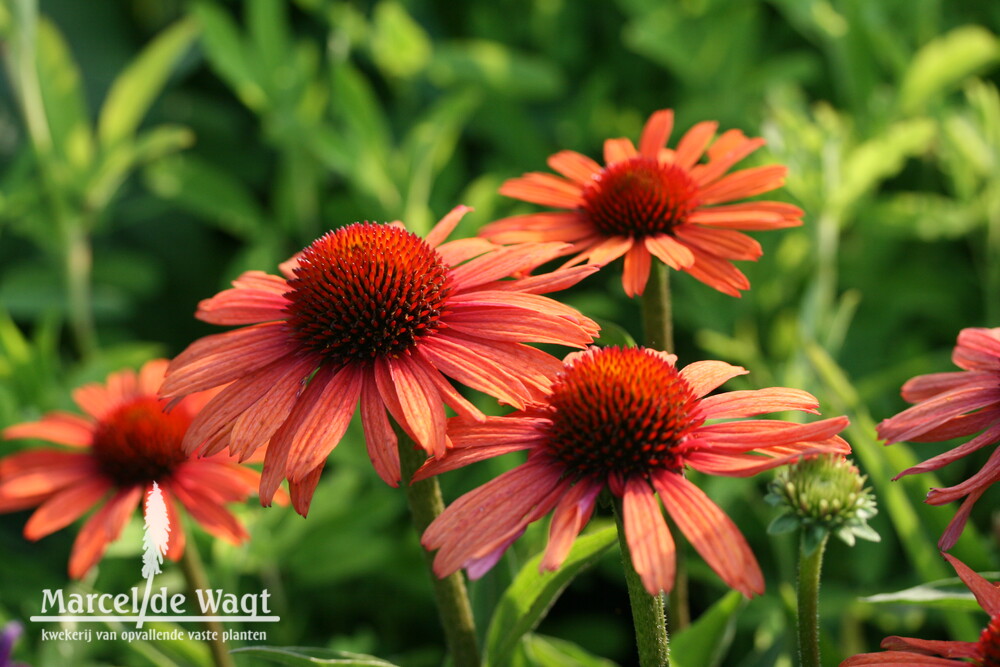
[840,554,1000,666]
[481,109,802,297]
[419,346,849,596]
[0,359,265,579]
[160,207,599,515]
[877,327,1000,550]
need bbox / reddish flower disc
[91,397,187,485]
[980,613,1000,666]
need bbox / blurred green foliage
[1,0,999,665]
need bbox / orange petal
[24,477,110,540]
[622,477,675,595]
[639,109,674,159]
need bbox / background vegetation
[1,0,999,665]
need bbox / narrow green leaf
[900,25,1000,113]
[35,17,93,174]
[230,647,400,666]
[369,0,432,79]
[98,18,199,148]
[428,41,564,99]
[860,573,1000,611]
[592,319,638,348]
[518,633,619,667]
[670,590,746,667]
[484,523,617,667]
[193,1,267,110]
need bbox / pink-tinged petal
[168,479,247,545]
[417,336,531,409]
[23,477,110,540]
[161,323,295,397]
[639,110,674,159]
[840,651,972,666]
[479,212,594,245]
[698,165,787,205]
[72,382,123,421]
[579,235,633,267]
[447,414,549,446]
[181,354,315,455]
[955,327,1000,368]
[540,480,601,571]
[653,471,763,596]
[162,491,185,561]
[893,422,1000,479]
[674,121,718,169]
[360,375,400,487]
[679,360,748,398]
[499,172,584,209]
[604,138,638,165]
[435,237,498,267]
[449,290,595,328]
[548,150,604,184]
[175,461,258,504]
[196,286,290,325]
[622,243,652,298]
[900,371,992,403]
[674,226,762,261]
[883,636,981,659]
[938,485,988,551]
[289,465,324,517]
[685,447,843,477]
[942,552,1000,616]
[0,451,101,498]
[447,305,594,348]
[695,136,766,186]
[682,245,751,297]
[387,355,447,458]
[449,242,570,290]
[277,251,304,279]
[414,441,535,481]
[645,234,696,270]
[3,412,94,447]
[231,270,291,294]
[435,334,565,399]
[227,355,315,460]
[420,367,486,423]
[621,478,676,595]
[68,485,142,579]
[485,265,599,295]
[925,445,1000,505]
[285,364,364,481]
[693,417,850,450]
[877,384,999,444]
[699,387,819,419]
[687,203,801,230]
[467,532,524,580]
[426,205,472,248]
[909,408,1000,442]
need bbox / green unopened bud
[765,454,880,553]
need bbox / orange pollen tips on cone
[580,157,700,237]
[543,347,701,478]
[980,613,1000,666]
[90,397,188,486]
[284,223,453,364]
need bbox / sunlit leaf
[860,573,1000,611]
[230,646,401,666]
[671,590,746,667]
[514,633,619,667]
[194,1,267,110]
[900,25,1000,113]
[369,0,431,79]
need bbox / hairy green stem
[398,435,480,667]
[613,498,669,667]
[796,532,829,667]
[178,538,235,667]
[641,260,674,353]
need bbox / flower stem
[178,537,235,667]
[796,532,829,667]
[613,498,669,667]
[641,260,674,354]
[398,435,480,667]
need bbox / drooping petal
[289,465,324,517]
[621,477,676,595]
[167,478,248,545]
[540,479,602,572]
[942,552,1000,617]
[68,485,143,579]
[938,485,988,552]
[840,651,974,666]
[681,245,751,297]
[893,422,1000,479]
[899,370,993,403]
[645,234,696,270]
[0,451,101,499]
[360,374,400,487]
[877,384,999,444]
[674,225,762,261]
[387,355,447,458]
[622,242,652,298]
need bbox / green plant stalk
[613,498,669,667]
[641,260,674,353]
[986,199,1000,327]
[398,435,480,667]
[178,537,235,667]
[65,223,98,359]
[796,532,829,667]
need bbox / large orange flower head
[160,207,599,516]
[0,359,264,579]
[419,346,849,597]
[876,327,1000,551]
[482,109,802,297]
[841,554,1000,666]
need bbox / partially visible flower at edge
[419,346,849,597]
[0,359,269,579]
[481,108,802,298]
[840,553,1000,666]
[159,206,600,516]
[876,327,1000,550]
[0,621,28,667]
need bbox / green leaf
[900,25,1000,114]
[484,523,617,667]
[428,41,564,99]
[143,154,265,239]
[860,573,1000,611]
[230,647,401,666]
[875,192,982,240]
[368,0,432,79]
[98,18,199,148]
[516,633,619,667]
[592,319,638,348]
[671,590,746,667]
[193,1,267,110]
[766,512,800,536]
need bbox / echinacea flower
[876,327,1000,550]
[419,346,849,596]
[840,553,1000,666]
[481,109,802,297]
[0,360,266,579]
[160,207,599,516]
